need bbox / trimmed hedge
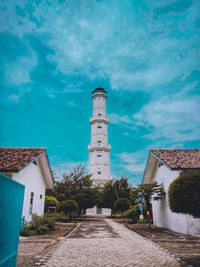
[168,171,200,217]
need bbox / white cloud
[4,55,36,86]
[133,96,200,143]
[116,151,147,173]
[7,95,21,103]
[67,101,79,107]
[2,1,199,92]
[6,88,32,103]
[109,113,132,125]
[48,94,55,98]
[79,19,90,28]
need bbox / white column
[88,88,111,185]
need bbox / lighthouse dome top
[92,87,107,95]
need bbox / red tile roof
[151,149,200,170]
[0,148,46,172]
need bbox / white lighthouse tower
[86,88,112,215]
[88,88,111,185]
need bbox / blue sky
[0,0,200,184]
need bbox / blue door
[0,173,25,267]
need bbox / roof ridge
[0,148,47,172]
[150,149,200,170]
[151,148,200,151]
[0,147,46,150]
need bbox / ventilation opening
[98,140,101,144]
[158,162,163,168]
[97,125,102,128]
[98,171,101,174]
[97,155,102,157]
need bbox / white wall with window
[12,161,46,221]
[152,164,200,235]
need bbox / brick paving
[43,219,180,267]
[154,241,200,267]
[126,223,200,267]
[17,239,56,267]
[17,223,75,267]
[18,240,54,255]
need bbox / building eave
[150,150,172,170]
[37,153,54,189]
[142,151,160,184]
[0,152,45,173]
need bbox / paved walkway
[43,219,180,267]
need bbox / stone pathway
[17,239,57,267]
[126,223,200,266]
[42,219,180,267]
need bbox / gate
[0,173,25,267]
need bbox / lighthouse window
[97,154,101,157]
[98,113,101,116]
[97,125,102,129]
[98,140,101,144]
[98,171,101,174]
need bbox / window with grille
[29,192,34,215]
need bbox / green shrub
[21,222,36,236]
[45,212,69,222]
[37,225,49,235]
[29,214,42,230]
[124,206,137,218]
[21,214,55,236]
[169,171,200,217]
[137,218,144,223]
[42,215,55,231]
[124,205,148,223]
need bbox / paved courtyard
[41,219,180,267]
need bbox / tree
[169,171,200,217]
[113,198,131,219]
[46,165,99,212]
[73,187,100,214]
[133,182,165,208]
[132,182,165,228]
[100,178,132,212]
[45,196,59,212]
[100,181,117,210]
[113,177,132,199]
[59,199,79,220]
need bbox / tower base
[86,206,111,216]
[93,179,112,186]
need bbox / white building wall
[12,162,46,221]
[152,164,200,235]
